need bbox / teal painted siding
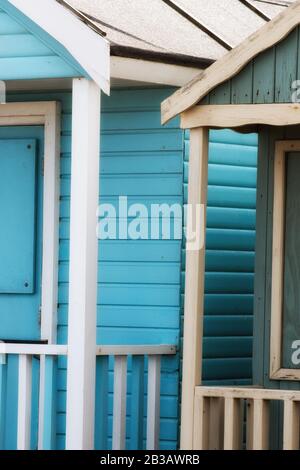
[6,88,258,449]
[204,27,300,105]
[183,129,258,385]
[13,88,182,450]
[0,6,82,80]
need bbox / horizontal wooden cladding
[0,9,79,80]
[181,104,300,129]
[181,129,257,388]
[194,386,300,450]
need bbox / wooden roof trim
[161,0,300,124]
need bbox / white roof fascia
[8,0,110,94]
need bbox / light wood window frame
[270,140,300,380]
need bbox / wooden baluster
[246,399,254,450]
[283,400,300,450]
[146,355,161,450]
[112,356,127,450]
[95,356,109,450]
[209,397,224,449]
[17,355,33,450]
[193,395,210,450]
[0,355,7,449]
[130,356,144,450]
[224,397,242,450]
[250,399,269,450]
[39,355,57,450]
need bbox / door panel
[0,140,37,294]
[0,127,44,341]
[0,126,44,450]
[282,152,300,369]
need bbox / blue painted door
[0,129,44,341]
[0,127,44,450]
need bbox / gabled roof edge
[161,0,300,124]
[4,0,110,94]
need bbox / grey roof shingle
[63,0,293,67]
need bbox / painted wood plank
[253,48,275,104]
[17,354,32,450]
[130,356,144,450]
[206,229,256,251]
[0,11,25,33]
[204,316,253,337]
[282,152,300,369]
[253,127,283,389]
[208,397,224,450]
[193,396,209,450]
[204,294,254,315]
[147,356,161,450]
[252,399,269,450]
[205,250,255,272]
[0,140,36,294]
[209,142,258,167]
[0,358,7,449]
[0,56,79,80]
[40,101,61,343]
[253,132,269,385]
[60,174,183,197]
[203,337,252,359]
[231,62,253,104]
[0,34,55,57]
[209,82,231,105]
[203,358,252,381]
[112,356,127,450]
[180,127,209,450]
[95,356,109,450]
[66,79,101,450]
[97,346,175,357]
[181,103,300,130]
[275,28,298,103]
[223,397,242,450]
[40,356,57,450]
[283,400,300,450]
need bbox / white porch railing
[0,343,176,450]
[194,386,300,450]
[0,343,67,450]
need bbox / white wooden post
[66,78,101,450]
[112,356,127,450]
[180,127,209,449]
[17,355,33,450]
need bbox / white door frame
[0,101,61,344]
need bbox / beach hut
[0,0,287,451]
[162,0,300,451]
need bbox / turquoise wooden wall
[183,130,257,387]
[0,4,83,80]
[202,27,300,105]
[6,88,258,449]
